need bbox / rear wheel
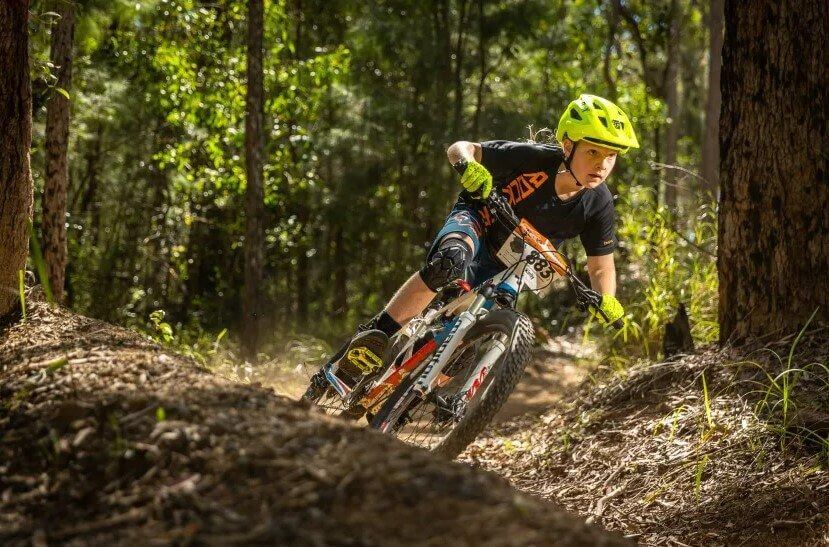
[370,309,534,459]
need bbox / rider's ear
[562,138,574,157]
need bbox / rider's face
[562,140,618,188]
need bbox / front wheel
[370,308,534,459]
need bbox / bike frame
[322,192,611,416]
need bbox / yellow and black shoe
[332,329,390,389]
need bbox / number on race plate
[493,219,566,298]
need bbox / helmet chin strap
[561,140,584,187]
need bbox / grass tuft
[18,269,26,321]
[27,220,54,304]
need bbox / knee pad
[419,236,473,292]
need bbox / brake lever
[569,275,623,329]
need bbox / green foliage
[28,0,717,355]
[587,185,719,363]
[148,310,174,343]
[745,310,829,454]
[693,453,709,500]
[27,220,54,304]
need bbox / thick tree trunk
[42,1,76,304]
[701,0,723,198]
[242,0,265,362]
[0,2,34,319]
[663,0,681,209]
[718,0,829,342]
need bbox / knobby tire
[371,308,534,459]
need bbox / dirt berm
[0,301,629,546]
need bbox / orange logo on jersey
[482,171,549,227]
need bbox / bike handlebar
[473,191,623,331]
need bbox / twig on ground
[585,482,628,524]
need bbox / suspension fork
[413,294,488,396]
[457,336,507,402]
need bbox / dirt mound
[0,302,628,546]
[463,335,829,545]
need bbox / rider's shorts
[427,206,504,287]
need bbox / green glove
[459,160,493,198]
[591,294,625,326]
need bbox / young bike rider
[305,94,638,397]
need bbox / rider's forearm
[586,254,617,296]
[447,141,482,165]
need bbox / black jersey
[455,140,618,256]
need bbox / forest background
[26,0,721,365]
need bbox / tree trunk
[472,0,486,138]
[451,0,469,136]
[718,0,829,342]
[42,1,76,304]
[295,208,310,330]
[701,0,723,198]
[332,225,348,317]
[663,0,681,209]
[242,0,265,362]
[0,1,34,319]
[78,122,103,243]
[602,4,619,101]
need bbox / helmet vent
[569,108,582,120]
[598,116,608,127]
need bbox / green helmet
[555,94,639,154]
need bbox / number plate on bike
[494,219,566,297]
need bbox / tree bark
[718,0,829,342]
[42,1,75,304]
[0,1,34,319]
[701,0,723,198]
[663,0,681,209]
[242,0,265,362]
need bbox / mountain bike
[303,192,620,458]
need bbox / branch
[585,482,628,524]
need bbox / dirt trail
[490,352,587,425]
[462,341,829,546]
[0,301,629,546]
[276,330,828,545]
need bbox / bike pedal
[331,329,389,389]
